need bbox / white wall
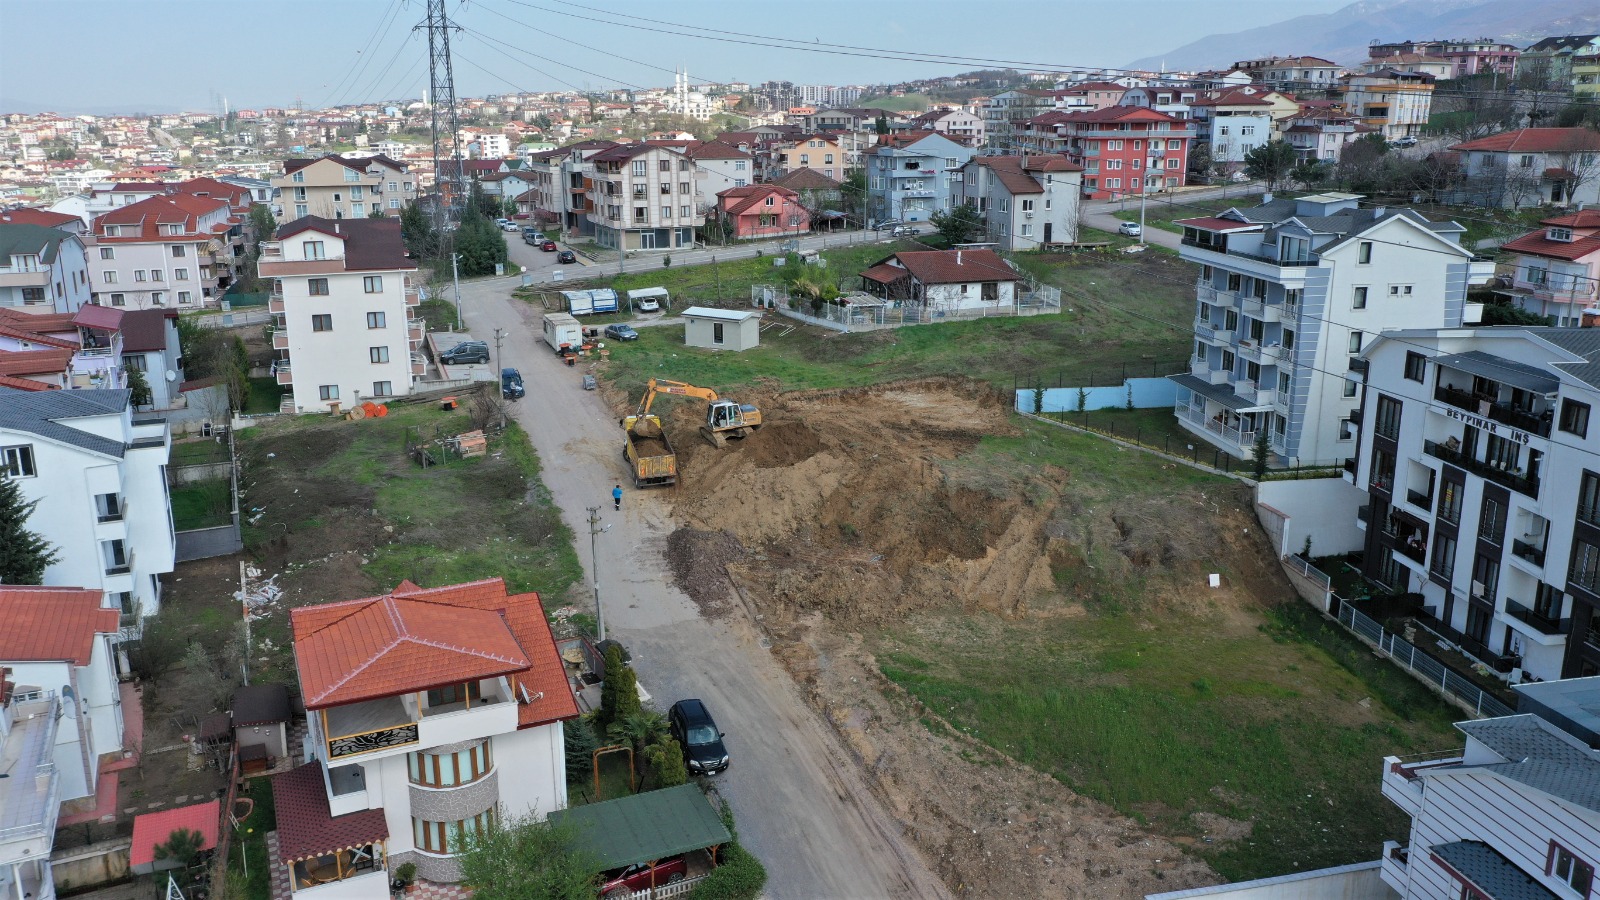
[924,281,1018,310]
[90,240,206,309]
[1146,861,1393,900]
[1256,478,1369,558]
[283,271,413,412]
[495,723,567,818]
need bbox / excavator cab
[707,400,742,430]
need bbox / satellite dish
[164,370,178,382]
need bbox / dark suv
[439,341,489,365]
[668,699,728,776]
[500,367,525,399]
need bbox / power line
[317,0,405,109]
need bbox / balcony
[272,330,289,350]
[268,296,285,314]
[1511,539,1545,568]
[1379,842,1410,895]
[104,549,133,576]
[274,360,292,386]
[1417,609,1521,672]
[1503,599,1570,640]
[1194,318,1216,340]
[1394,541,1427,564]
[97,497,128,524]
[320,677,516,762]
[410,353,426,376]
[1381,752,1462,815]
[404,286,420,307]
[1406,489,1433,511]
[1176,404,1254,451]
[408,321,424,344]
[1433,385,1551,438]
[1422,440,1540,498]
[279,393,297,415]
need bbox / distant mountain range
[1126,0,1600,72]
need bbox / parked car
[1118,221,1142,237]
[540,239,558,251]
[524,231,543,245]
[603,324,639,341]
[495,217,512,230]
[891,225,915,237]
[668,699,729,775]
[500,221,520,232]
[599,857,687,898]
[636,298,660,313]
[557,250,577,264]
[874,218,903,231]
[439,342,490,365]
[500,367,525,399]
[1391,136,1418,147]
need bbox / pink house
[1499,210,1600,326]
[715,185,811,241]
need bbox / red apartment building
[1017,106,1192,200]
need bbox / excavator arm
[640,378,721,415]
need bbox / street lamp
[1138,147,1166,242]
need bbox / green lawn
[243,377,283,415]
[169,478,233,530]
[225,777,276,900]
[417,297,462,332]
[169,437,231,466]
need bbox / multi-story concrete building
[954,154,1082,251]
[1189,89,1277,172]
[1342,69,1435,141]
[87,193,240,310]
[772,135,848,182]
[1170,192,1494,466]
[0,588,125,804]
[906,107,985,148]
[983,89,1072,150]
[1367,38,1519,78]
[1518,34,1600,91]
[280,578,577,893]
[521,140,618,237]
[0,679,63,900]
[1234,55,1345,90]
[1016,106,1192,201]
[864,132,973,225]
[1349,325,1600,681]
[1447,128,1600,209]
[0,388,174,621]
[679,140,755,212]
[259,216,421,414]
[1496,210,1600,326]
[1279,110,1376,162]
[270,154,414,220]
[0,222,91,313]
[584,144,705,251]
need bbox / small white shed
[681,306,761,352]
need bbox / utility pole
[451,252,462,329]
[493,327,505,375]
[586,506,609,641]
[1138,148,1165,243]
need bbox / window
[366,311,386,329]
[151,292,164,306]
[999,198,1009,213]
[109,293,125,306]
[174,268,189,280]
[1224,310,1239,330]
[351,185,364,199]
[373,380,393,396]
[1479,496,1505,544]
[95,270,115,286]
[1222,350,1236,371]
[662,206,672,220]
[293,187,307,201]
[1358,241,1372,264]
[412,810,495,856]
[171,244,186,258]
[177,291,191,304]
[1375,395,1402,440]
[99,246,115,260]
[1348,331,1363,354]
[389,198,401,209]
[1353,286,1368,309]
[427,682,480,707]
[713,322,725,344]
[295,204,308,218]
[408,741,492,788]
[1021,224,1032,237]
[659,159,671,172]
[634,206,648,223]
[96,492,124,522]
[343,168,361,182]
[102,539,129,574]
[1472,553,1500,601]
[1022,199,1034,213]
[1404,352,1426,382]
[1438,480,1463,524]
[369,346,390,364]
[1581,471,1600,525]
[1390,284,1413,297]
[1227,272,1242,292]
[318,384,340,401]
[352,203,365,216]
[134,269,147,282]
[735,160,746,171]
[388,181,398,192]
[1561,399,1590,438]
[312,314,333,331]
[363,276,383,293]
[303,241,325,260]
[1551,843,1596,895]
[1431,534,1457,578]
[733,179,746,188]
[292,171,305,183]
[151,269,163,282]
[681,205,692,218]
[1344,378,1358,398]
[308,278,330,296]
[0,445,36,478]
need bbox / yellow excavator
[626,378,763,448]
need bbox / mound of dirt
[664,528,746,618]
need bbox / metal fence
[1336,601,1517,719]
[766,287,1061,332]
[1285,554,1332,592]
[1010,362,1189,391]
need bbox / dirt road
[458,277,950,900]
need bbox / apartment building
[1015,106,1191,201]
[584,144,704,251]
[1447,128,1600,210]
[680,140,755,213]
[1375,677,1600,897]
[0,588,125,804]
[1189,90,1276,171]
[1367,38,1519,78]
[270,154,414,220]
[259,217,420,414]
[906,106,985,148]
[1342,69,1436,141]
[87,193,240,310]
[1171,192,1494,466]
[521,140,618,237]
[984,89,1079,150]
[0,388,174,621]
[865,132,974,225]
[954,155,1082,251]
[1497,211,1600,325]
[1348,326,1600,681]
[1233,55,1345,89]
[771,135,847,182]
[0,677,62,900]
[0,222,91,313]
[1518,34,1600,91]
[281,578,577,892]
[1280,110,1376,162]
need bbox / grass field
[1110,192,1268,235]
[243,376,283,415]
[169,437,231,466]
[169,478,232,530]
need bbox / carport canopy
[627,287,669,302]
[549,784,731,870]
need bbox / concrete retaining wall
[1146,860,1391,900]
[1014,377,1178,413]
[175,518,243,561]
[1255,477,1367,558]
[169,461,232,485]
[52,837,131,893]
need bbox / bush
[685,802,766,900]
[565,714,600,781]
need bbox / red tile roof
[0,318,75,349]
[0,587,121,665]
[966,155,1081,195]
[1450,128,1600,154]
[120,308,177,353]
[0,348,72,377]
[290,578,578,727]
[717,184,802,216]
[1500,230,1600,262]
[92,193,234,243]
[272,763,389,863]
[1542,210,1600,229]
[771,168,842,191]
[283,154,406,175]
[0,208,80,228]
[0,374,57,391]
[0,310,76,333]
[274,217,414,273]
[682,141,752,161]
[73,303,124,331]
[1029,106,1187,127]
[881,249,1017,285]
[131,801,220,868]
[860,262,909,284]
[1193,89,1275,107]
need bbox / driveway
[1081,181,1265,252]
[457,277,950,900]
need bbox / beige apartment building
[270,154,416,221]
[585,144,705,251]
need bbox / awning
[626,287,669,301]
[1168,373,1253,412]
[272,763,389,864]
[1432,351,1559,394]
[549,783,731,870]
[1431,840,1557,900]
[72,303,124,331]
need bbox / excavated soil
[649,377,1282,898]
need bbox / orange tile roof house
[285,578,579,891]
[715,185,811,241]
[1448,128,1600,209]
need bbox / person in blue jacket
[613,484,623,511]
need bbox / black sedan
[557,250,577,264]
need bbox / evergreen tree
[930,204,985,244]
[398,201,439,261]
[126,367,153,408]
[1243,140,1297,191]
[0,474,58,584]
[564,715,600,780]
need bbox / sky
[1,0,1350,114]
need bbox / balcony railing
[105,551,133,576]
[274,361,292,386]
[1503,599,1570,636]
[411,353,426,375]
[1406,489,1433,510]
[328,723,420,760]
[1394,541,1427,564]
[1433,385,1551,437]
[1511,540,1545,567]
[1422,440,1540,498]
[1417,609,1520,672]
[272,331,289,350]
[98,499,128,523]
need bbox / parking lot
[504,223,588,283]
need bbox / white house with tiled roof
[282,578,579,892]
[1497,211,1600,326]
[954,155,1083,251]
[87,193,240,310]
[1448,128,1600,209]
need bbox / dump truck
[620,413,678,487]
[639,378,762,448]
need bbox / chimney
[956,250,963,265]
[1583,308,1600,328]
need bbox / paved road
[458,277,950,900]
[1082,182,1266,252]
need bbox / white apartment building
[0,679,62,900]
[280,578,578,894]
[1349,326,1600,682]
[259,217,421,414]
[1496,210,1600,326]
[1171,192,1495,467]
[585,144,705,251]
[270,154,414,220]
[681,141,755,213]
[0,588,126,804]
[0,388,175,621]
[1375,677,1600,899]
[1342,69,1435,141]
[954,154,1083,252]
[0,222,91,313]
[1190,90,1275,170]
[87,193,240,310]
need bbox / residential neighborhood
[5,3,1600,900]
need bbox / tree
[607,710,670,754]
[248,204,277,240]
[1335,133,1390,193]
[597,644,639,729]
[453,210,509,277]
[840,170,867,219]
[1243,140,1296,191]
[1481,301,1551,326]
[399,200,439,260]
[470,181,502,221]
[1252,424,1271,479]
[1186,143,1214,179]
[0,473,58,584]
[125,366,153,408]
[874,116,889,136]
[642,736,687,788]
[457,813,599,900]
[929,203,984,244]
[1290,159,1331,191]
[565,715,600,781]
[153,827,208,868]
[367,205,387,218]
